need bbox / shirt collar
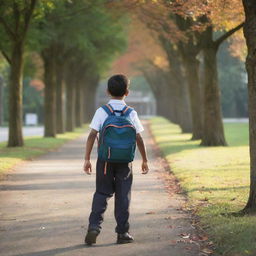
[108,99,126,105]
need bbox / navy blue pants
[88,159,133,234]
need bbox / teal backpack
[98,104,136,174]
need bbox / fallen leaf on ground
[199,235,209,241]
[191,234,208,241]
[179,233,190,239]
[201,248,213,254]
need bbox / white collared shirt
[89,99,144,134]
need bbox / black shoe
[117,232,134,244]
[85,229,99,245]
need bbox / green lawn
[0,125,88,176]
[150,117,255,256]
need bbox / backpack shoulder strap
[122,105,134,117]
[101,104,114,116]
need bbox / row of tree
[136,0,256,214]
[117,0,244,147]
[0,0,128,146]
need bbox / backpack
[97,104,136,173]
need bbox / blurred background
[0,0,246,145]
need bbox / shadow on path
[12,243,119,256]
[11,244,84,256]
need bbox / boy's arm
[83,129,98,175]
[136,133,149,174]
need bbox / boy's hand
[83,160,92,175]
[141,161,149,174]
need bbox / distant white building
[25,113,38,126]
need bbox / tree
[158,34,193,133]
[32,0,127,135]
[172,0,244,145]
[0,56,7,126]
[41,44,57,136]
[33,1,80,136]
[0,0,37,146]
[174,15,204,139]
[0,74,4,126]
[200,21,243,146]
[132,0,244,144]
[82,71,100,123]
[241,0,256,213]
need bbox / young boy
[83,74,149,245]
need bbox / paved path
[0,121,199,256]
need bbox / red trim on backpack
[107,124,134,128]
[123,106,130,114]
[105,104,113,113]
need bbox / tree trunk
[142,67,178,123]
[75,79,83,127]
[201,27,227,146]
[164,73,180,124]
[143,71,166,118]
[65,70,76,131]
[0,75,4,126]
[172,16,202,137]
[83,84,97,123]
[55,62,66,134]
[82,82,89,124]
[161,42,192,133]
[84,87,93,123]
[178,79,193,133]
[83,75,99,123]
[242,0,256,213]
[183,56,203,140]
[8,41,24,147]
[42,51,56,137]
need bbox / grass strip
[150,117,256,256]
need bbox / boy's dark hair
[107,74,129,97]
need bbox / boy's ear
[125,89,129,96]
[106,89,111,96]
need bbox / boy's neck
[110,96,125,100]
